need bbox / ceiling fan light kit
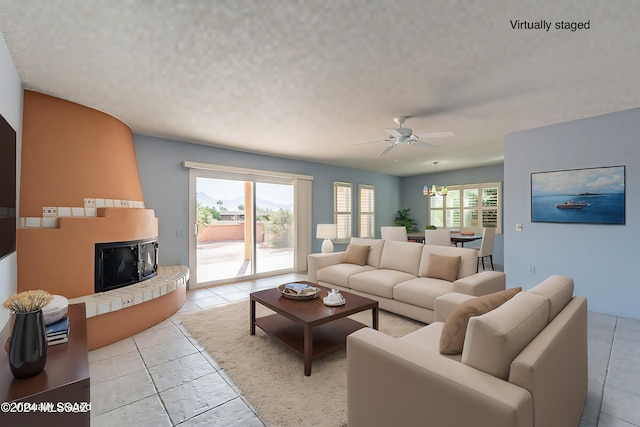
[372,116,454,157]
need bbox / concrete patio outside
[197,241,294,284]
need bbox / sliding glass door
[195,177,251,283]
[255,182,294,275]
[193,174,295,286]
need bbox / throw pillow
[461,292,549,380]
[424,253,461,282]
[343,244,370,266]
[439,287,522,355]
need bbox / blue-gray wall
[134,135,401,265]
[505,108,640,319]
[400,164,505,268]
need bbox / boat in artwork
[555,200,590,209]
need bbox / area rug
[180,299,424,427]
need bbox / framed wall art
[531,165,625,224]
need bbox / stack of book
[45,316,70,346]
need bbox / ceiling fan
[360,116,454,157]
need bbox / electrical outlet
[528,265,536,275]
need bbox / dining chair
[424,229,452,246]
[476,227,496,272]
[380,226,408,241]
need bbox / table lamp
[316,224,337,253]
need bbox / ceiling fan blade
[377,142,397,157]
[384,129,403,138]
[351,139,386,147]
[408,140,440,150]
[415,130,455,139]
[351,136,397,147]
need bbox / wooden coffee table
[250,282,378,376]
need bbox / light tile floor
[89,273,640,426]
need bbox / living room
[1,2,639,426]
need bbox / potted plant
[394,208,418,232]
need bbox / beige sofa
[347,275,588,427]
[307,237,505,323]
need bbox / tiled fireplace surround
[19,197,188,319]
[17,90,188,350]
[18,198,189,349]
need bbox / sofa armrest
[306,252,345,283]
[347,328,533,427]
[453,271,506,296]
[434,292,477,322]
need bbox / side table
[0,303,90,426]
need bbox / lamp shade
[316,224,337,240]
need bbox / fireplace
[95,238,158,293]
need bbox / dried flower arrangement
[3,290,53,313]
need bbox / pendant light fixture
[423,161,448,197]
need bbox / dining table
[408,231,483,247]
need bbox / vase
[8,309,48,378]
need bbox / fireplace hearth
[95,238,158,293]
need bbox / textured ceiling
[1,0,639,176]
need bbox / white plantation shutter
[428,182,502,233]
[359,184,375,238]
[463,188,479,228]
[334,182,352,240]
[482,187,499,228]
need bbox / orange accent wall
[20,91,143,217]
[17,91,185,349]
[17,91,159,298]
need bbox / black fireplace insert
[95,238,158,293]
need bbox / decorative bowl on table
[278,283,321,300]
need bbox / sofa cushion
[350,269,417,298]
[461,292,550,380]
[379,240,424,276]
[528,275,574,322]
[400,322,462,362]
[317,263,375,288]
[424,253,461,282]
[419,245,477,279]
[343,244,370,266]
[350,238,384,268]
[439,287,522,354]
[393,278,454,310]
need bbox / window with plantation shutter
[428,182,502,233]
[358,184,375,238]
[334,182,352,240]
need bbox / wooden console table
[0,303,90,426]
